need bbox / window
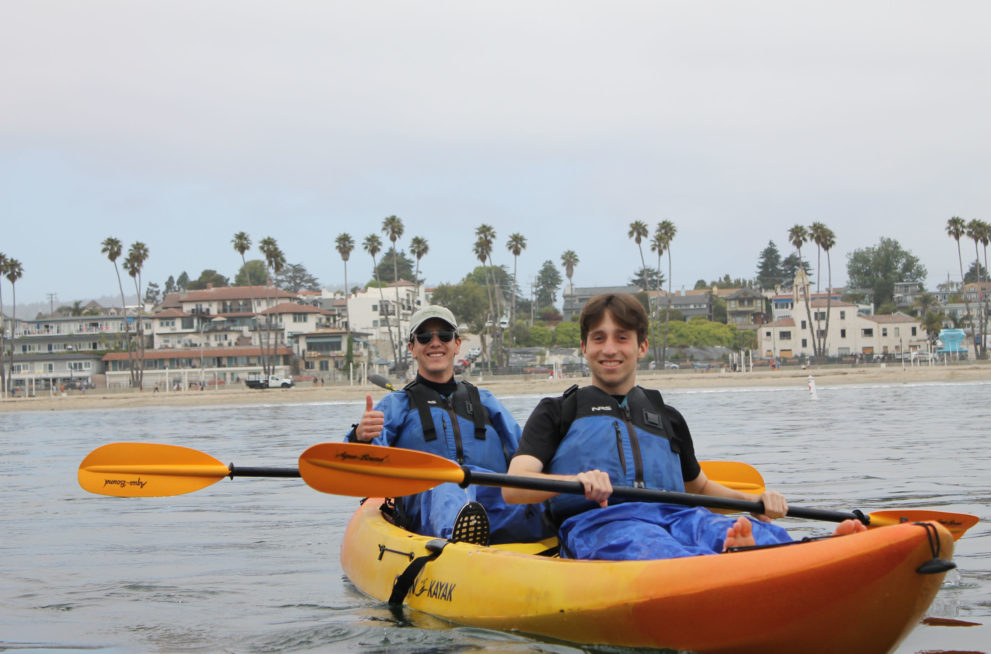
[882,328,888,337]
[840,329,846,338]
[801,320,807,329]
[894,327,900,337]
[912,327,917,336]
[840,311,846,320]
[293,314,307,323]
[801,338,807,348]
[160,319,175,328]
[69,361,91,371]
[862,328,873,337]
[779,331,791,340]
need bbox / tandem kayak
[341,498,955,654]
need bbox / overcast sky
[2,1,989,313]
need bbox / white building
[759,299,926,360]
[342,281,426,359]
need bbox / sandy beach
[2,362,988,413]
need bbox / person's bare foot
[722,516,756,551]
[833,519,868,536]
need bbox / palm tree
[561,250,579,289]
[655,220,677,366]
[788,224,817,361]
[809,222,836,362]
[382,216,406,363]
[946,216,973,354]
[506,233,527,330]
[231,232,259,362]
[122,242,149,388]
[473,230,496,368]
[364,233,398,367]
[628,221,649,290]
[335,233,356,374]
[4,258,22,394]
[978,220,991,355]
[258,237,286,376]
[409,236,429,299]
[0,252,8,395]
[967,219,987,358]
[101,237,136,387]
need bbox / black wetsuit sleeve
[666,404,702,483]
[514,396,564,467]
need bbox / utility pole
[47,293,57,317]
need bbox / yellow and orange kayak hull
[341,499,954,654]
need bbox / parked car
[245,375,294,389]
[664,361,680,369]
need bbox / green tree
[186,269,230,290]
[143,282,161,306]
[506,233,526,330]
[780,253,811,284]
[554,320,580,348]
[163,275,177,295]
[176,271,190,291]
[428,281,489,335]
[373,248,415,283]
[275,262,319,292]
[846,237,927,309]
[527,324,553,348]
[234,260,268,286]
[630,267,662,289]
[535,260,562,308]
[755,241,783,290]
[964,260,988,284]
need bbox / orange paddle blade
[299,442,464,497]
[79,443,230,497]
[868,509,979,541]
[700,461,766,494]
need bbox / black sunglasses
[412,329,456,345]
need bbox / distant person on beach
[503,293,865,560]
[347,304,550,544]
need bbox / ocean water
[2,381,989,653]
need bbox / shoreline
[3,362,989,413]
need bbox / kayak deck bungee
[341,498,955,654]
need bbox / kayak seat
[451,501,490,546]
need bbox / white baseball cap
[408,305,458,340]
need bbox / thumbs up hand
[355,394,385,442]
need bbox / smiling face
[408,318,461,383]
[581,310,648,395]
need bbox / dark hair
[580,293,648,345]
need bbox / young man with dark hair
[503,293,864,559]
[349,305,549,544]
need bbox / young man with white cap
[348,305,549,544]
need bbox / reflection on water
[1,382,988,653]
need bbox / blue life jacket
[547,385,685,523]
[396,379,512,471]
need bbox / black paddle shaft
[227,465,301,479]
[463,469,868,525]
